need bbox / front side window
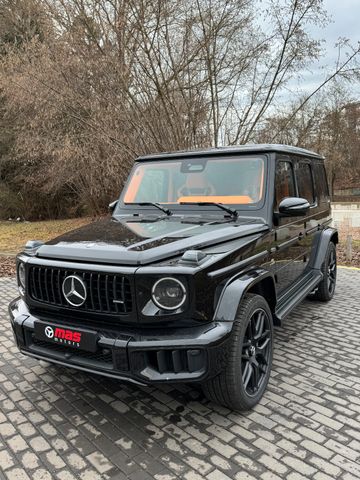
[296,162,315,204]
[275,161,295,209]
[122,156,265,207]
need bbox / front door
[272,158,309,294]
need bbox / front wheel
[202,294,273,411]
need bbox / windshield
[121,155,265,207]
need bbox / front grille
[28,266,132,314]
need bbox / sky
[320,0,359,49]
[294,0,360,96]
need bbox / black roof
[137,144,324,161]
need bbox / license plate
[34,321,98,352]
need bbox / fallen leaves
[0,256,16,276]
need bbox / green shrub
[0,183,23,219]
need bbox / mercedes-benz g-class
[9,144,337,410]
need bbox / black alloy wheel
[202,294,273,411]
[327,247,337,296]
[241,308,272,397]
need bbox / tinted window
[275,161,295,209]
[122,156,265,205]
[131,169,169,203]
[296,162,315,203]
[313,163,329,201]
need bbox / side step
[275,270,323,323]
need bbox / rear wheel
[202,294,273,411]
[312,242,337,301]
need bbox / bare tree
[257,83,360,197]
[0,0,359,218]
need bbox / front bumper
[9,298,232,385]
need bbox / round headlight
[151,277,187,311]
[18,262,26,291]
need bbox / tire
[312,242,337,302]
[202,294,273,411]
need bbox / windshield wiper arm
[126,202,172,216]
[180,202,238,218]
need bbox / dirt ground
[0,218,91,277]
[0,255,16,276]
[0,218,90,254]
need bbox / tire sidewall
[227,294,273,410]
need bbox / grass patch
[0,218,91,255]
[339,238,360,248]
[349,239,360,248]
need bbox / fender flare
[213,267,276,323]
[309,227,338,270]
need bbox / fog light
[151,277,187,311]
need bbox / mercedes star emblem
[45,326,54,338]
[62,275,87,307]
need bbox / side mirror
[108,200,118,213]
[278,197,310,216]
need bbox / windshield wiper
[180,202,238,218]
[126,202,172,216]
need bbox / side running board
[275,271,323,323]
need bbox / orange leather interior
[277,179,290,201]
[123,167,145,203]
[259,163,264,199]
[178,195,253,204]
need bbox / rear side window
[275,161,295,209]
[313,163,329,201]
[296,162,315,204]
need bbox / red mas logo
[54,328,82,343]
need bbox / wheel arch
[330,230,339,245]
[213,268,278,325]
[310,227,338,270]
[246,277,278,323]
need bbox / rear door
[294,159,318,270]
[311,161,332,229]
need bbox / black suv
[9,144,337,411]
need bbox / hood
[34,215,269,265]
